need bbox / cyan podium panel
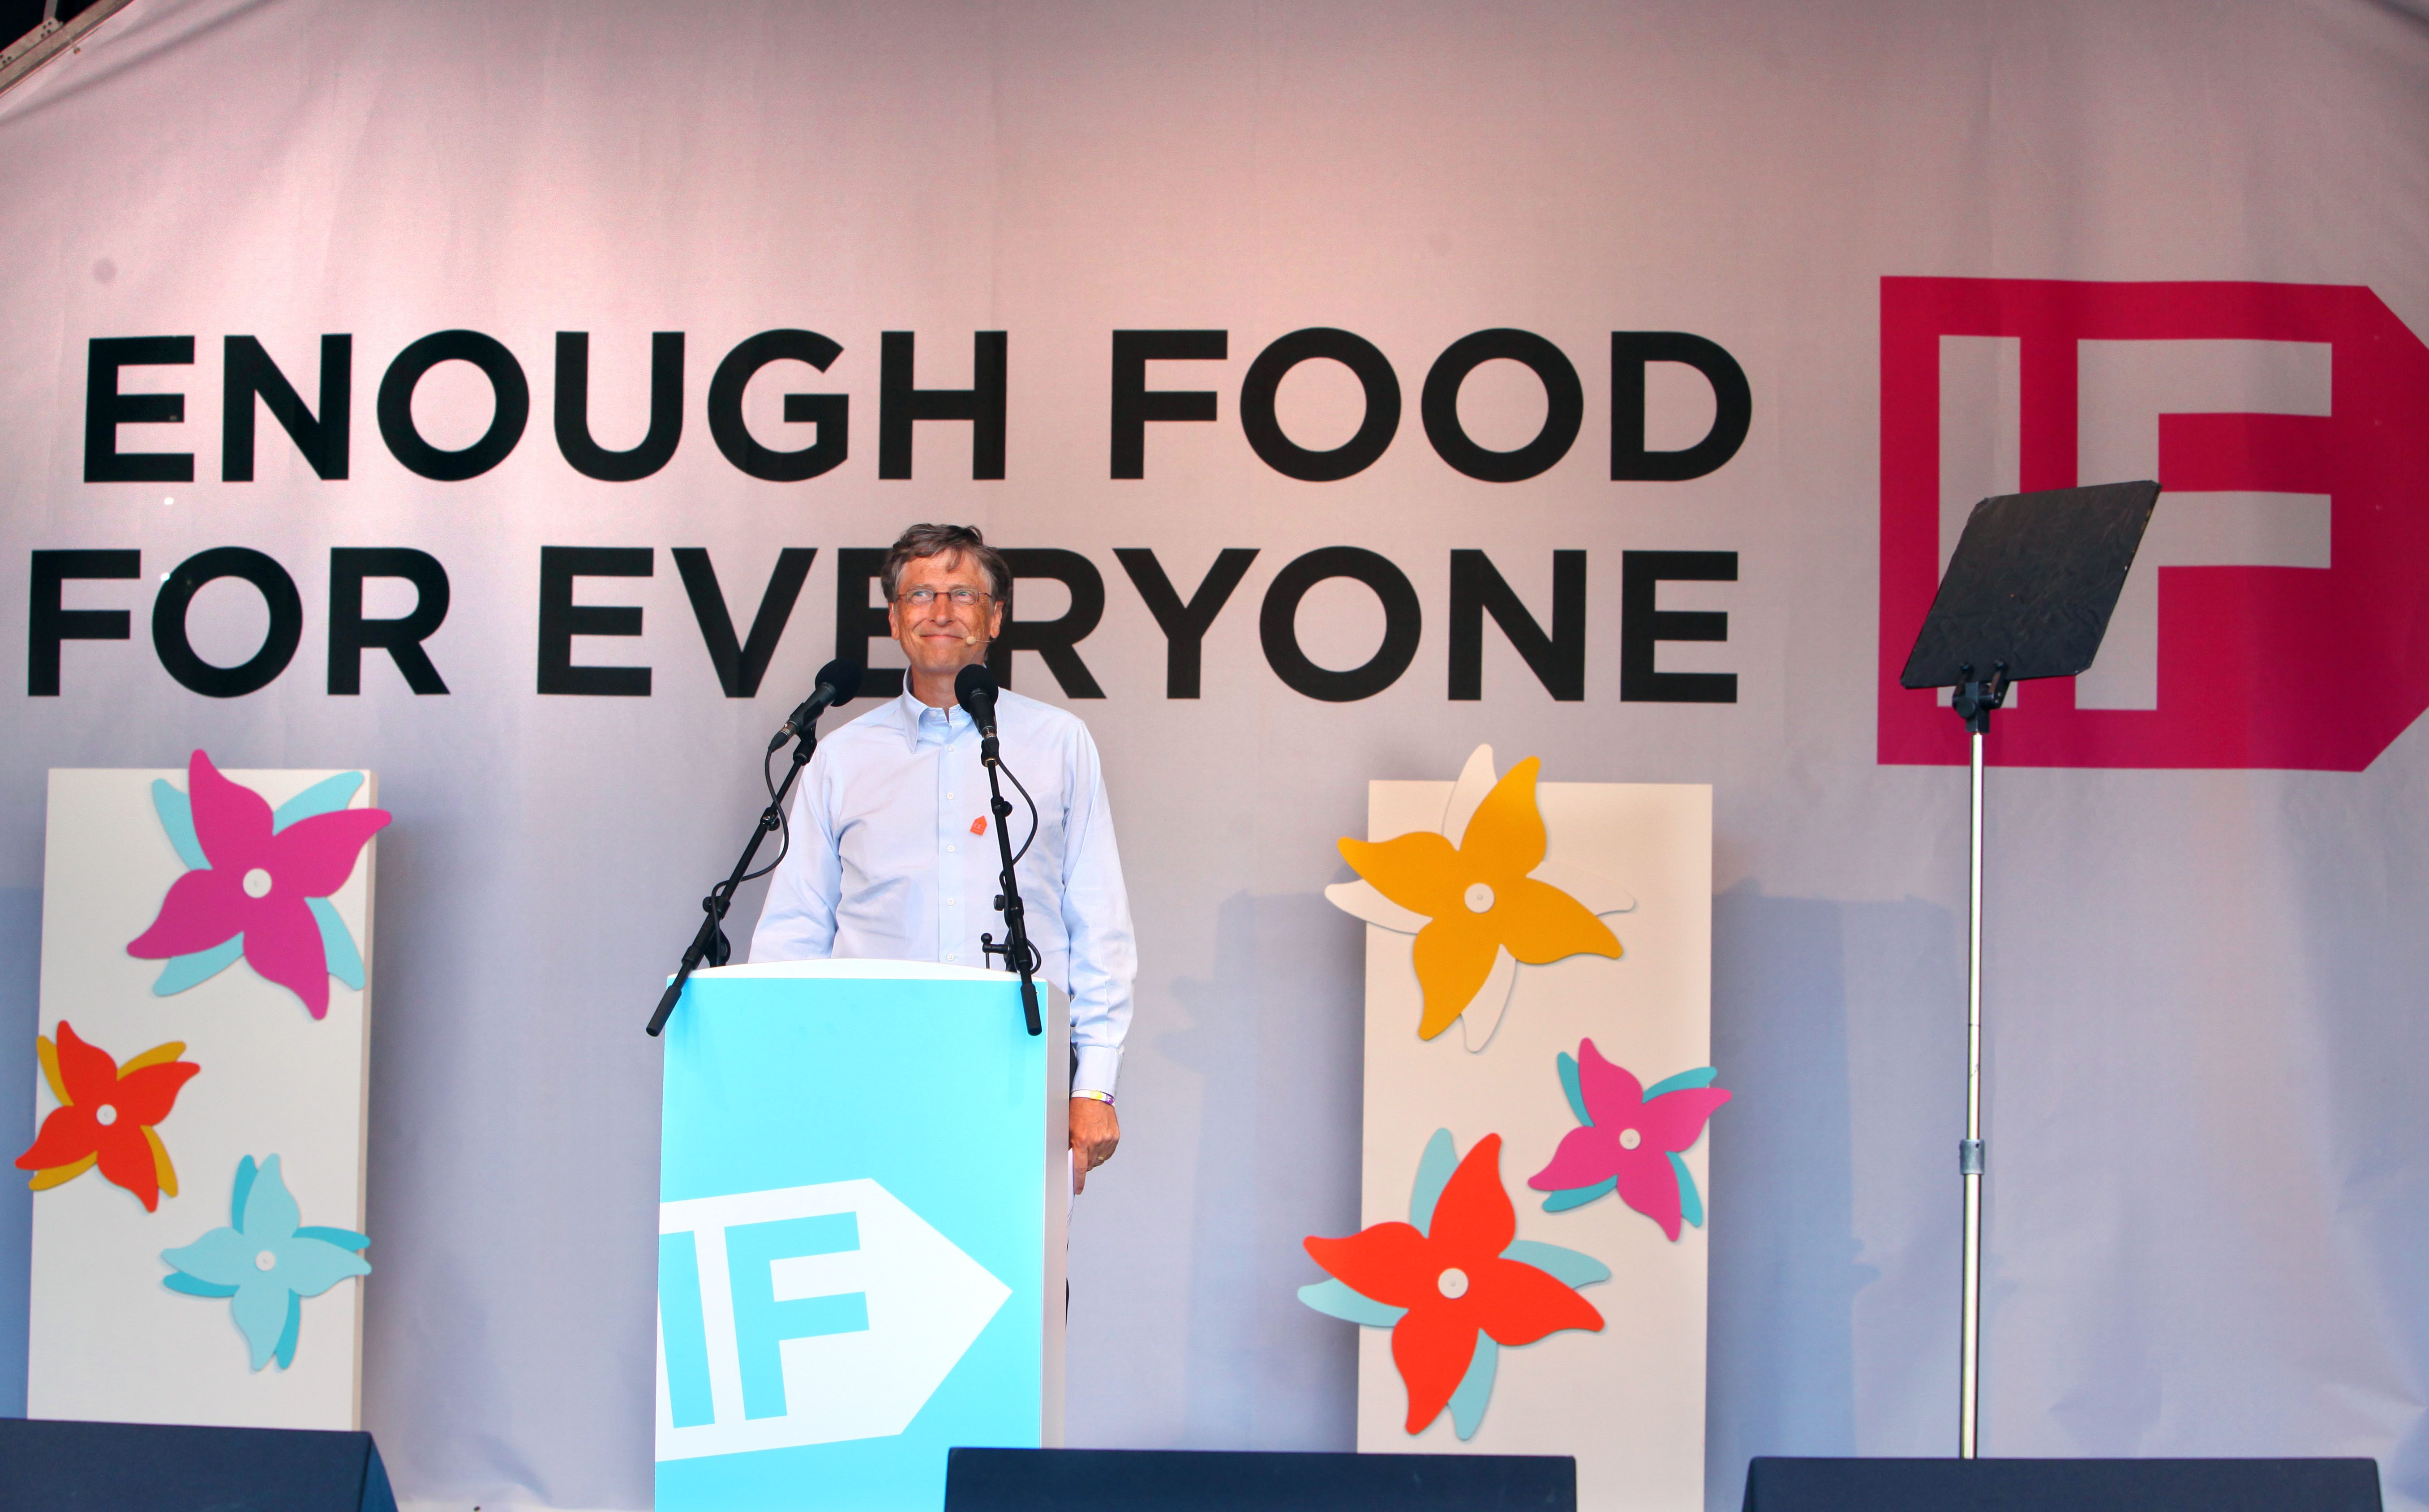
[657,961,1066,1512]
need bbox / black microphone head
[817,657,864,706]
[954,661,998,715]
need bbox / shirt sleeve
[748,748,842,964]
[1058,722,1136,1098]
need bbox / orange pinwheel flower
[1334,752,1623,1041]
[14,1021,199,1212]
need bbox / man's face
[887,550,1005,680]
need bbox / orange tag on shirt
[970,816,987,835]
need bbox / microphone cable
[989,743,1043,977]
[745,658,862,883]
[1000,753,1040,867]
[741,736,794,883]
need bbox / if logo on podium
[1878,277,2429,771]
[654,1180,1011,1460]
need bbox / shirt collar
[894,687,972,750]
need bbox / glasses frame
[893,586,994,608]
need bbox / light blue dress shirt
[749,687,1136,1097]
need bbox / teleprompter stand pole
[1950,662,2007,1459]
[976,729,1043,1037]
[1897,479,2161,1461]
[645,728,819,1038]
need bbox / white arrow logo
[655,1179,1011,1461]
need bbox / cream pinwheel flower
[1327,746,1635,1049]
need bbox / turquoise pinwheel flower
[161,1155,369,1371]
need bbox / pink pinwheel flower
[126,751,389,1019]
[1528,1038,1730,1240]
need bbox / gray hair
[880,523,1011,614]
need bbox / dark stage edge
[0,1416,398,1511]
[946,1446,1576,1510]
[1743,1455,2383,1512]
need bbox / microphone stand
[645,724,820,1037]
[976,729,1044,1037]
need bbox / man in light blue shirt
[751,524,1133,1188]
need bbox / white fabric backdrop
[1,2,2425,1508]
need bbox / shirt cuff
[1073,1045,1121,1101]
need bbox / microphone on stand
[648,658,865,1037]
[957,660,1041,1035]
[769,659,866,752]
[954,662,1001,757]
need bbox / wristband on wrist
[1072,1089,1115,1105]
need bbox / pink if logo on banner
[1878,277,2429,771]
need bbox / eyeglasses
[896,586,990,608]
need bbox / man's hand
[1070,1097,1120,1193]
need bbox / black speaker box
[945,1446,1575,1511]
[0,1416,397,1511]
[1742,1455,2383,1512]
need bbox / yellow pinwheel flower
[1329,747,1630,1043]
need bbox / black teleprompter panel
[1900,480,2160,691]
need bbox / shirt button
[944,951,959,961]
[945,844,956,853]
[945,897,957,906]
[946,792,956,800]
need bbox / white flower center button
[242,868,274,899]
[1618,1128,1643,1150]
[1463,882,1495,913]
[1437,1267,1469,1299]
[254,1251,278,1272]
[94,1105,117,1126]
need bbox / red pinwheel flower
[126,750,389,1019]
[1305,1133,1603,1433]
[14,1021,200,1212]
[1528,1038,1731,1240]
